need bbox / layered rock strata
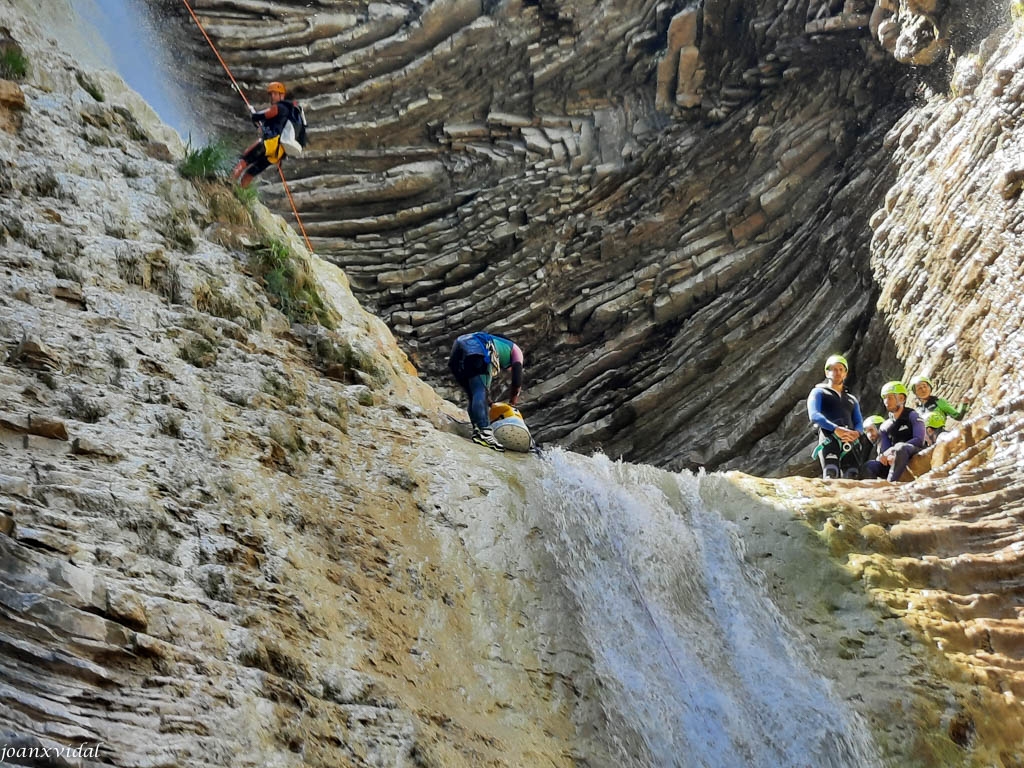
[0,12,617,764]
[3,2,1024,766]
[154,0,945,473]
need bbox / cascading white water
[68,0,195,139]
[529,449,881,768]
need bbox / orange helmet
[267,81,286,95]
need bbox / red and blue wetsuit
[239,100,298,177]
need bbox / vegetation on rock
[251,237,332,328]
[178,138,233,179]
[0,48,27,79]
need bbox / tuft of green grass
[233,184,259,207]
[252,238,332,327]
[179,138,233,179]
[0,49,27,80]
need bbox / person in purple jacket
[864,381,926,481]
[448,332,524,452]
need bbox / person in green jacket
[909,375,971,430]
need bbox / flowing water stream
[68,0,195,138]
[529,449,881,768]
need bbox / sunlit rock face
[0,7,617,765]
[153,0,924,473]
[154,0,1013,475]
[5,1,1024,765]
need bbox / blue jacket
[879,408,925,452]
[807,382,863,433]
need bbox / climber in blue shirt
[448,332,524,452]
[806,354,863,479]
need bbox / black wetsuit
[806,381,863,479]
[865,408,925,481]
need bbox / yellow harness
[263,135,285,165]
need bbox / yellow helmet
[880,381,908,398]
[824,354,848,373]
[267,81,286,95]
[925,411,946,429]
[489,402,521,422]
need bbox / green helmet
[880,381,908,398]
[925,411,946,429]
[862,415,885,429]
[824,354,848,373]
[909,374,933,390]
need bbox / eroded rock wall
[154,0,929,473]
[4,1,1024,766]
[0,9,623,765]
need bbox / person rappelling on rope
[230,81,302,188]
[448,332,525,452]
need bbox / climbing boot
[472,427,505,452]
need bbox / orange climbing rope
[180,0,315,255]
[180,0,252,110]
[278,165,315,254]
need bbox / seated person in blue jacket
[864,381,926,481]
[806,354,863,479]
[448,332,524,452]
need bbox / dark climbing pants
[864,442,919,482]
[448,346,491,429]
[816,430,860,479]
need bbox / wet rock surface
[3,0,1024,766]
[0,9,606,766]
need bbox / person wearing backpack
[448,332,525,452]
[230,81,301,188]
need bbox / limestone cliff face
[5,1,1024,767]
[150,0,1006,473]
[0,7,614,765]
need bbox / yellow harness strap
[264,135,285,165]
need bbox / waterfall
[529,449,881,768]
[68,0,195,139]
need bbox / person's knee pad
[823,463,840,479]
[843,467,860,479]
